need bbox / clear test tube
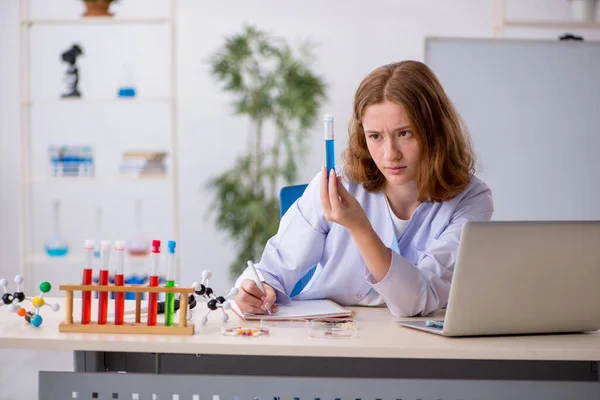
[324,114,335,173]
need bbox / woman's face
[362,100,420,188]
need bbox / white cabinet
[18,0,179,294]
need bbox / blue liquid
[46,247,68,257]
[326,139,335,172]
[118,88,136,97]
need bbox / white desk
[1,298,599,399]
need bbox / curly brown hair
[342,60,476,202]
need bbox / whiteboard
[425,37,600,221]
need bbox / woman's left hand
[320,167,369,232]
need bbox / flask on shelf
[126,199,150,257]
[45,199,69,257]
[117,63,136,98]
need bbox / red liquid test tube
[97,240,111,325]
[113,240,126,325]
[81,239,94,324]
[147,240,161,326]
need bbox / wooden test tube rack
[58,284,195,335]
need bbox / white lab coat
[236,169,494,317]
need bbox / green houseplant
[207,25,327,278]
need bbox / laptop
[397,221,600,337]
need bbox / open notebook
[230,299,353,321]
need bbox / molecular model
[177,270,239,325]
[0,275,60,327]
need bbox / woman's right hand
[235,279,279,314]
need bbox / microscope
[60,44,83,98]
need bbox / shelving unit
[18,0,179,294]
[493,0,600,36]
[22,97,173,106]
[21,17,171,26]
[28,175,172,184]
[24,253,152,266]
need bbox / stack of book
[119,151,167,178]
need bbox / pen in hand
[247,260,272,316]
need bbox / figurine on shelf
[60,44,83,98]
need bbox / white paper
[230,299,351,320]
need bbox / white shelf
[21,17,172,26]
[18,1,180,294]
[29,175,170,184]
[493,0,600,36]
[25,253,151,266]
[503,20,600,30]
[23,97,173,106]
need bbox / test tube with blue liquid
[324,114,335,173]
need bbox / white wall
[177,0,495,292]
[0,1,593,398]
[0,0,498,296]
[3,0,596,296]
[0,0,21,286]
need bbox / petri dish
[221,325,270,337]
[307,318,357,339]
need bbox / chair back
[279,184,308,218]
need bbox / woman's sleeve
[367,181,494,317]
[235,171,330,304]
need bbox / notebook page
[230,299,351,320]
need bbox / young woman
[234,60,494,317]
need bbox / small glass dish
[221,325,270,337]
[307,318,357,339]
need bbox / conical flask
[117,63,136,98]
[126,199,149,256]
[45,199,69,257]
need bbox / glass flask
[45,199,69,257]
[117,63,136,98]
[126,199,150,256]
